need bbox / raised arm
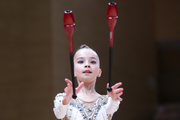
[106,82,123,114]
[53,79,84,119]
[53,93,69,119]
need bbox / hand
[107,82,123,101]
[62,78,84,105]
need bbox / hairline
[74,48,100,66]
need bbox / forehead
[74,49,99,59]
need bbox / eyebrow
[90,57,97,60]
[76,57,97,60]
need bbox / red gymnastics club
[63,10,77,99]
[106,2,118,92]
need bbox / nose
[85,65,90,68]
[84,61,90,68]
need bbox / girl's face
[74,49,101,83]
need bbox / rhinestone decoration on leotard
[69,95,109,120]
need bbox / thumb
[107,83,109,88]
[76,82,84,93]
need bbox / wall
[52,0,158,120]
[0,1,53,120]
[155,0,180,41]
[155,0,180,105]
[0,0,158,120]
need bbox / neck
[77,78,98,94]
[79,82,96,94]
[77,80,100,102]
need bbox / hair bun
[80,44,90,49]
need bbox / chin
[79,77,96,83]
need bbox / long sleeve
[106,97,120,114]
[53,93,69,119]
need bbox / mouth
[83,70,92,73]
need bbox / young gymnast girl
[53,45,123,120]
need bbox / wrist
[62,97,71,105]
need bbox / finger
[65,78,72,84]
[65,78,72,86]
[116,97,123,101]
[76,82,84,93]
[64,87,69,94]
[64,86,73,97]
[63,94,66,98]
[64,87,67,92]
[114,88,124,93]
[117,92,123,96]
[107,83,109,88]
[76,82,84,90]
[67,83,72,90]
[112,82,122,90]
[79,82,84,89]
[64,84,73,94]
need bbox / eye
[78,61,84,64]
[91,61,96,64]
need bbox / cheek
[74,65,78,71]
[74,65,81,73]
[93,66,100,74]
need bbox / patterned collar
[70,95,108,120]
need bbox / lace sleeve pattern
[53,93,69,119]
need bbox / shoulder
[96,94,109,106]
[100,94,109,99]
[101,95,120,106]
[100,94,109,100]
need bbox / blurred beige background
[0,0,180,120]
